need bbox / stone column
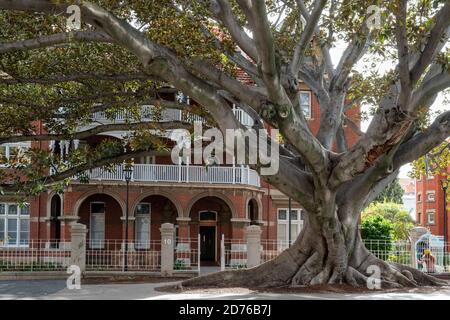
[246,225,262,268]
[409,227,429,268]
[59,216,79,247]
[160,223,175,276]
[70,223,88,273]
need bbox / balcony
[80,164,260,187]
[91,105,255,127]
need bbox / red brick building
[0,86,360,266]
[415,170,450,240]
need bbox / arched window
[248,199,258,225]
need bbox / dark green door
[200,226,215,261]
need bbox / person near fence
[420,249,436,273]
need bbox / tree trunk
[182,200,446,289]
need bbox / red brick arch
[185,191,237,219]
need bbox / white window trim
[277,208,304,247]
[426,210,435,225]
[89,202,105,249]
[135,202,151,249]
[277,208,302,222]
[0,203,30,247]
[299,91,312,120]
[426,191,435,202]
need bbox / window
[0,203,30,247]
[427,211,435,225]
[426,192,435,202]
[135,203,151,249]
[200,211,217,221]
[417,212,422,224]
[0,144,29,166]
[277,209,304,248]
[90,202,105,249]
[299,91,312,119]
[417,193,422,202]
[0,146,6,165]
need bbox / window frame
[135,202,151,249]
[277,208,304,247]
[299,91,312,119]
[0,143,30,167]
[427,210,435,225]
[199,210,217,221]
[426,191,435,202]
[0,202,30,247]
[89,202,106,249]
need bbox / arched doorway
[49,194,62,244]
[248,199,259,225]
[189,196,233,265]
[132,195,178,246]
[77,194,123,248]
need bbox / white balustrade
[80,164,260,187]
[91,105,253,127]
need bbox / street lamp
[123,164,133,271]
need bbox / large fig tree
[0,0,449,288]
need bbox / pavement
[1,280,450,300]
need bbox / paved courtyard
[1,280,450,300]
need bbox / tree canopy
[0,0,449,288]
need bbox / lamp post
[440,179,448,271]
[123,165,133,272]
[288,198,292,247]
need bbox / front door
[200,226,215,262]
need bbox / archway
[248,198,259,225]
[133,195,178,243]
[189,196,233,265]
[49,194,62,243]
[77,193,123,248]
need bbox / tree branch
[0,72,157,85]
[208,0,258,61]
[393,110,450,169]
[291,0,328,75]
[410,1,450,84]
[0,31,112,53]
[0,121,192,144]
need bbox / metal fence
[174,237,200,273]
[261,239,289,264]
[86,240,161,272]
[222,238,247,270]
[363,239,450,273]
[0,240,71,271]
